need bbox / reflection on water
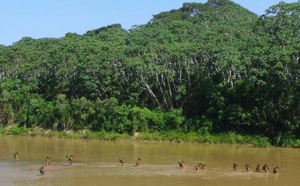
[0,135,299,186]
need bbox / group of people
[178,161,278,173]
[119,157,142,167]
[233,163,280,173]
[13,152,74,176]
[178,160,206,170]
[120,158,206,170]
[39,155,73,176]
[39,156,51,176]
[13,152,280,176]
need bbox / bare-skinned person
[273,166,279,174]
[134,158,141,167]
[66,155,74,166]
[46,157,51,167]
[195,163,206,170]
[255,164,261,172]
[39,166,46,176]
[245,163,251,172]
[233,163,238,171]
[262,164,269,173]
[13,152,19,161]
[178,160,185,169]
[119,157,125,167]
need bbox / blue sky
[0,0,297,46]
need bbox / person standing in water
[263,164,269,173]
[245,163,251,172]
[39,166,46,176]
[195,163,200,170]
[134,158,141,167]
[119,157,125,167]
[255,164,261,172]
[66,155,74,166]
[195,163,206,170]
[13,152,19,161]
[233,163,238,171]
[46,157,51,167]
[178,160,185,169]
[273,166,279,173]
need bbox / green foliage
[3,126,29,135]
[0,0,300,146]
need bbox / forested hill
[1,0,300,146]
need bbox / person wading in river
[233,163,238,171]
[255,164,261,172]
[263,164,269,173]
[46,156,50,167]
[119,157,125,167]
[195,163,206,170]
[13,152,19,162]
[273,166,279,174]
[66,155,74,166]
[39,166,46,176]
[245,163,251,172]
[178,160,185,169]
[134,158,141,167]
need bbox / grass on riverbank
[0,126,132,140]
[0,126,286,147]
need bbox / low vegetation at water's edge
[0,126,286,147]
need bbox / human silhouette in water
[233,163,238,171]
[134,158,141,167]
[255,164,261,172]
[262,164,269,173]
[273,166,279,173]
[245,163,251,172]
[46,157,51,167]
[119,157,125,167]
[13,152,19,161]
[195,163,206,170]
[39,166,45,176]
[66,155,74,166]
[178,160,185,169]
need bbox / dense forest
[0,0,300,146]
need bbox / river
[0,135,299,186]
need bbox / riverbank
[0,126,280,147]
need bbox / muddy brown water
[0,135,299,186]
